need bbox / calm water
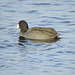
[0,0,75,75]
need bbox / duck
[16,20,61,40]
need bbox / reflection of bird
[16,20,61,40]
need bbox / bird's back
[20,27,60,40]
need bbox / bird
[16,20,61,40]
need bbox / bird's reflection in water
[18,42,25,46]
[18,36,61,43]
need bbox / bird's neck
[20,28,29,32]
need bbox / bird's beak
[15,24,19,29]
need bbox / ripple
[43,70,50,73]
[65,67,75,70]
[61,21,71,23]
[0,27,6,30]
[52,4,61,6]
[64,1,75,2]
[18,0,26,1]
[4,10,16,13]
[65,51,75,54]
[6,44,13,47]
[0,65,5,68]
[41,20,52,23]
[31,3,50,5]
[50,17,68,20]
[71,4,75,6]
[0,46,5,48]
[67,24,75,26]
[40,16,51,18]
[41,16,69,20]
[69,11,75,12]
[56,51,64,54]
[27,10,38,13]
[1,5,11,8]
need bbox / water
[0,0,75,75]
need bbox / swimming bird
[16,20,61,40]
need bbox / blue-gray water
[0,0,75,75]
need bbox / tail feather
[57,33,61,36]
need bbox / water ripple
[41,16,69,20]
[61,21,71,23]
[0,64,5,67]
[31,3,51,5]
[27,10,38,13]
[0,27,6,30]
[65,51,75,55]
[69,11,75,12]
[50,17,69,20]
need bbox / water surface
[0,0,75,75]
